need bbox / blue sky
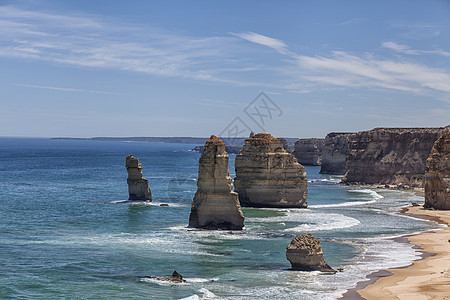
[1,0,449,138]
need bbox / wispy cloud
[14,84,122,95]
[231,32,290,54]
[382,42,450,57]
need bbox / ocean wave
[348,189,384,199]
[284,214,360,232]
[180,288,218,300]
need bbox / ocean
[0,138,436,299]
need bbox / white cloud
[382,42,450,57]
[14,84,122,95]
[231,32,289,54]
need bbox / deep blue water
[0,138,435,299]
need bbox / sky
[1,0,449,138]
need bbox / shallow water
[0,138,435,299]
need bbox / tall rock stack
[126,155,152,201]
[425,125,450,209]
[234,132,308,208]
[189,135,244,230]
[342,128,443,187]
[320,133,353,174]
[292,138,325,166]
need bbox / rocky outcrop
[286,233,335,272]
[126,155,152,201]
[342,128,443,187]
[156,271,186,283]
[425,126,450,209]
[320,133,353,174]
[234,133,308,208]
[189,135,244,230]
[292,138,325,166]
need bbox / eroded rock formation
[342,128,443,187]
[126,155,152,201]
[320,133,353,174]
[425,125,450,209]
[234,132,308,208]
[189,135,244,230]
[286,233,335,272]
[292,138,325,166]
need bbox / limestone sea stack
[189,135,244,230]
[126,155,152,201]
[292,138,325,166]
[425,125,450,209]
[234,133,308,208]
[286,233,335,272]
[342,128,443,187]
[320,133,353,174]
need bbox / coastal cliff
[320,133,353,174]
[292,138,325,166]
[189,135,244,229]
[126,155,152,201]
[234,133,308,208]
[424,125,450,209]
[342,128,443,187]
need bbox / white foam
[284,214,360,232]
[309,199,377,208]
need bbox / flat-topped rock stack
[286,233,335,272]
[126,155,152,201]
[342,128,443,187]
[292,138,325,166]
[320,133,353,174]
[189,135,244,230]
[425,125,450,209]
[234,132,308,208]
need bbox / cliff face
[342,128,443,187]
[320,133,353,174]
[292,138,325,166]
[126,155,152,201]
[189,135,244,229]
[425,126,450,209]
[234,133,308,208]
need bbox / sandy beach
[357,206,450,300]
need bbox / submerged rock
[189,135,244,230]
[286,233,335,272]
[156,271,186,283]
[425,125,450,209]
[234,132,308,208]
[342,128,443,187]
[292,138,325,166]
[126,155,152,201]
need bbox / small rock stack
[189,135,245,230]
[126,155,152,201]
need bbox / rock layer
[234,133,308,208]
[189,135,244,230]
[425,125,450,209]
[342,128,443,187]
[126,155,152,201]
[286,233,334,272]
[292,138,325,166]
[320,133,353,174]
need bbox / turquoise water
[0,138,435,299]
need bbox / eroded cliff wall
[320,133,353,174]
[292,138,325,166]
[342,128,443,187]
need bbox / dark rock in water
[160,203,169,207]
[189,135,245,230]
[424,125,450,210]
[286,233,335,272]
[156,271,186,283]
[126,155,152,201]
[234,132,308,208]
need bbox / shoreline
[345,206,450,299]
